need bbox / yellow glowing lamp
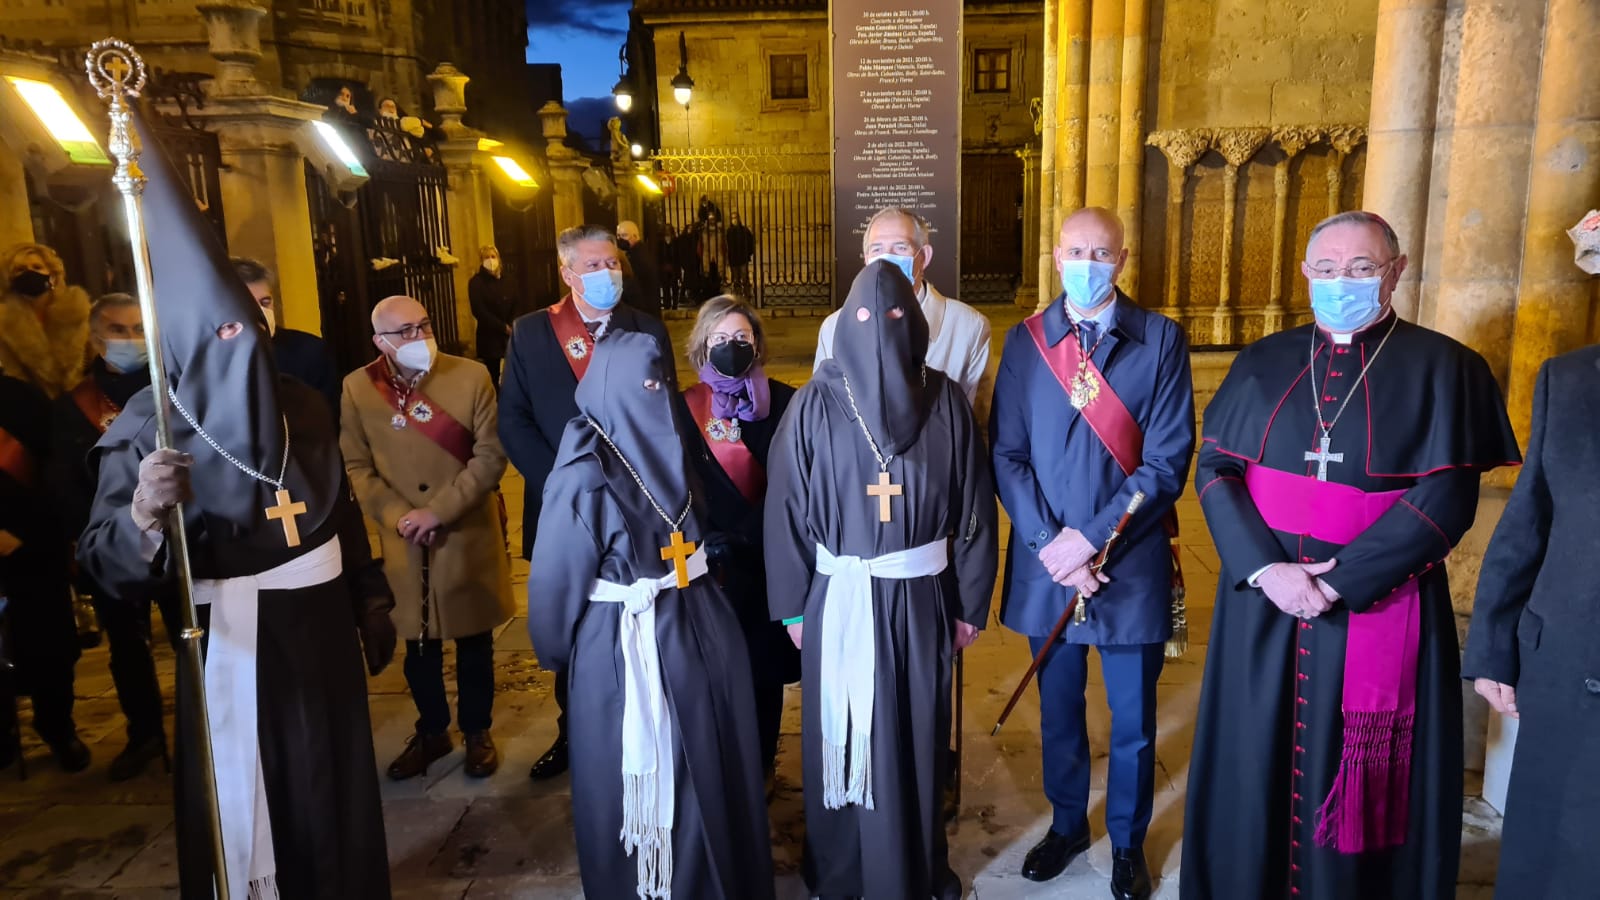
[635,173,664,195]
[3,76,109,166]
[477,137,505,151]
[492,155,538,188]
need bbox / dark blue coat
[990,292,1194,643]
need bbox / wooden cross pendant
[659,530,698,589]
[867,471,902,523]
[265,488,308,548]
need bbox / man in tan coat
[341,295,513,779]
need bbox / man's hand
[1257,560,1338,618]
[396,508,443,546]
[1066,563,1111,597]
[132,449,194,530]
[1039,527,1097,586]
[359,607,397,675]
[1474,678,1519,719]
[786,622,803,650]
[954,620,980,652]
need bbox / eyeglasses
[377,321,434,341]
[1307,259,1394,280]
[707,331,753,347]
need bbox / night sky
[524,0,632,143]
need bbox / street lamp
[671,31,694,107]
[612,44,633,113]
[0,69,111,208]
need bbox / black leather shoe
[527,734,568,781]
[1111,845,1153,900]
[47,734,91,773]
[109,733,169,782]
[1021,828,1091,882]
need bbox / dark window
[974,48,1010,94]
[770,54,808,101]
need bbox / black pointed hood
[131,108,337,539]
[575,331,691,521]
[829,259,933,456]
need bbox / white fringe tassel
[822,729,875,811]
[621,772,673,899]
[246,874,280,900]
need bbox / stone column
[1429,1,1547,385]
[1268,127,1318,333]
[0,149,32,249]
[1212,128,1270,345]
[428,62,495,349]
[614,160,644,227]
[1506,0,1600,442]
[1037,0,1060,311]
[540,102,588,234]
[1146,129,1210,320]
[1053,0,1092,223]
[1084,0,1124,211]
[196,2,267,97]
[1115,0,1149,300]
[1324,125,1365,215]
[1016,144,1042,309]
[1362,0,1447,323]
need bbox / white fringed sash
[193,535,343,900]
[588,547,708,900]
[814,539,948,810]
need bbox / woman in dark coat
[1463,344,1600,900]
[681,295,799,781]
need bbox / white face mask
[387,336,437,373]
[483,258,500,274]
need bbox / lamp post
[671,31,694,147]
[612,43,633,113]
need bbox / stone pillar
[1506,0,1600,442]
[1268,127,1318,333]
[1115,0,1149,300]
[1083,0,1123,211]
[428,62,493,349]
[0,149,33,250]
[1053,0,1091,225]
[427,63,471,139]
[1147,129,1210,320]
[540,102,588,235]
[1212,128,1270,345]
[197,1,322,335]
[1362,0,1447,323]
[1016,144,1042,309]
[614,160,644,227]
[1037,0,1060,312]
[1324,125,1365,215]
[1428,0,1547,385]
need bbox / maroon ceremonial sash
[71,378,121,434]
[0,425,34,486]
[363,359,474,467]
[548,296,595,382]
[684,382,765,504]
[1024,313,1185,577]
[1245,463,1419,855]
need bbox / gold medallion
[1069,370,1100,409]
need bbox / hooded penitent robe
[1182,313,1520,900]
[529,332,775,900]
[765,261,998,900]
[76,109,392,900]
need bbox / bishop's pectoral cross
[1304,434,1345,482]
[265,488,308,548]
[867,471,902,523]
[660,530,698,589]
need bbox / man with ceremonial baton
[342,295,513,781]
[990,207,1194,899]
[76,43,395,899]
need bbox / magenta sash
[1244,463,1419,854]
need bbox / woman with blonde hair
[0,242,91,398]
[682,294,799,785]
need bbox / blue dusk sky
[524,0,631,143]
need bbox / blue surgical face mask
[1059,259,1117,311]
[102,338,148,374]
[1309,276,1385,333]
[869,253,917,285]
[578,268,623,311]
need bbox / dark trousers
[0,554,79,744]
[90,590,169,743]
[403,630,495,734]
[481,356,503,393]
[1030,637,1165,847]
[554,666,567,737]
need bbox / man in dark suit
[991,207,1194,900]
[616,220,662,320]
[233,258,343,426]
[498,224,675,780]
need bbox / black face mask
[10,269,51,298]
[616,238,632,251]
[709,339,756,378]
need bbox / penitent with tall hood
[528,331,776,900]
[76,107,396,900]
[765,260,999,900]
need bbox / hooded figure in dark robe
[765,260,998,900]
[529,331,776,900]
[76,109,395,899]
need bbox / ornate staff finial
[86,39,148,192]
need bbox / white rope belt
[814,539,949,810]
[587,546,708,900]
[193,535,343,900]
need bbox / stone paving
[0,305,1502,897]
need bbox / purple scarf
[696,362,771,421]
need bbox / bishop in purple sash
[1182,211,1521,899]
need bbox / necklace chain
[166,387,290,489]
[1310,316,1398,439]
[840,375,893,472]
[584,416,692,531]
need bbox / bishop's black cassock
[1182,313,1519,899]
